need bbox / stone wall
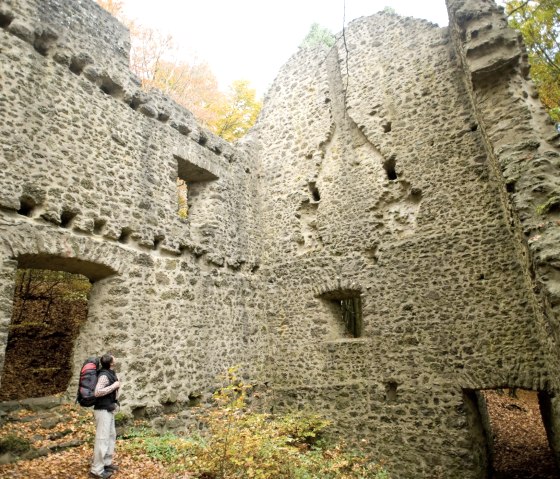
[0,0,265,413]
[251,9,559,479]
[1,0,559,477]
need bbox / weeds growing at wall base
[123,367,390,478]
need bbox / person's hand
[113,381,121,389]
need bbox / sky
[119,0,449,97]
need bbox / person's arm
[95,374,120,397]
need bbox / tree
[502,0,560,122]
[148,60,226,125]
[95,0,124,17]
[300,23,336,49]
[95,1,260,141]
[210,80,262,142]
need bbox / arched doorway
[0,254,116,400]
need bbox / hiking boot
[105,464,119,472]
[90,471,113,479]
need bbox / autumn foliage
[0,369,390,479]
[96,0,261,142]
[502,0,560,123]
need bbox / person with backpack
[90,354,121,479]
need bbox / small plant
[536,195,560,215]
[118,367,390,478]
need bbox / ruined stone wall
[1,0,560,477]
[446,0,560,466]
[251,11,554,478]
[0,0,266,412]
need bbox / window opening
[175,154,218,219]
[383,157,398,181]
[308,182,321,202]
[320,290,363,339]
[177,178,188,218]
[385,381,398,403]
[17,196,36,217]
[339,296,362,338]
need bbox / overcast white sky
[119,0,449,96]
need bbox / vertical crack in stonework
[324,46,422,240]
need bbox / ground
[485,389,559,479]
[0,392,558,478]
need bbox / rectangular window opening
[339,296,362,338]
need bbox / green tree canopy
[300,23,336,49]
[502,0,560,122]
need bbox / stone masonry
[0,0,560,477]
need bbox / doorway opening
[0,255,116,401]
[0,268,92,400]
[464,388,559,479]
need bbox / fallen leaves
[484,389,559,479]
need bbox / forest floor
[0,404,188,479]
[485,389,559,479]
[0,391,558,478]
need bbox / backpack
[76,356,100,407]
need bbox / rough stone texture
[1,0,560,477]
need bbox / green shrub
[122,367,391,479]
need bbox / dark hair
[100,354,113,370]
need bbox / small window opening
[470,123,478,132]
[60,210,77,228]
[175,154,218,219]
[17,196,36,217]
[383,157,398,181]
[385,381,398,403]
[382,121,392,133]
[93,219,106,235]
[177,178,188,219]
[308,182,321,202]
[339,297,362,337]
[506,182,515,193]
[0,11,14,28]
[118,227,133,244]
[320,289,363,338]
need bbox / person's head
[100,354,114,370]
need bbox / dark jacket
[94,369,118,411]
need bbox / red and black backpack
[76,357,100,407]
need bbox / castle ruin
[1,0,560,477]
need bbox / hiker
[90,354,121,479]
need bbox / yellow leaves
[209,80,262,143]
[95,1,262,143]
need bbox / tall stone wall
[0,0,266,413]
[1,0,559,477]
[251,9,559,479]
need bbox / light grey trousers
[91,409,116,475]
